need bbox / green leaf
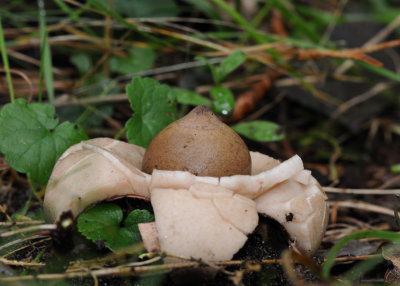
[390,164,400,173]
[210,86,235,117]
[174,89,212,107]
[70,52,92,75]
[125,209,155,234]
[0,99,87,185]
[77,203,154,251]
[232,121,285,142]
[195,56,219,83]
[125,77,179,147]
[110,47,155,75]
[196,51,246,84]
[215,51,246,83]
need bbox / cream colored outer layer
[43,138,150,222]
[255,171,329,255]
[43,138,329,260]
[151,183,258,261]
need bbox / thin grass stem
[211,0,266,44]
[0,17,15,103]
[38,0,55,104]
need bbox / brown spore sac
[142,106,251,177]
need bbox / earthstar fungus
[44,106,329,260]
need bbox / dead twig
[0,224,56,238]
[0,235,49,253]
[0,257,44,268]
[335,13,400,75]
[292,40,400,67]
[324,187,400,195]
[327,200,397,217]
[227,70,282,122]
[330,82,392,121]
[0,254,380,283]
[0,220,44,227]
[0,68,34,101]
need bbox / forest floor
[0,1,400,285]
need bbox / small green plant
[77,203,154,252]
[0,99,87,185]
[196,50,245,116]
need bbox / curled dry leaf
[44,137,328,260]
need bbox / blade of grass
[0,17,15,103]
[53,0,96,36]
[181,0,221,20]
[239,3,272,43]
[86,0,163,45]
[38,31,47,103]
[250,3,273,28]
[211,0,267,44]
[322,230,400,279]
[356,60,400,82]
[80,0,191,56]
[38,0,54,104]
[86,0,231,54]
[341,254,385,282]
[268,0,320,43]
[114,127,126,140]
[296,4,343,27]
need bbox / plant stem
[0,17,15,103]
[38,0,55,104]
